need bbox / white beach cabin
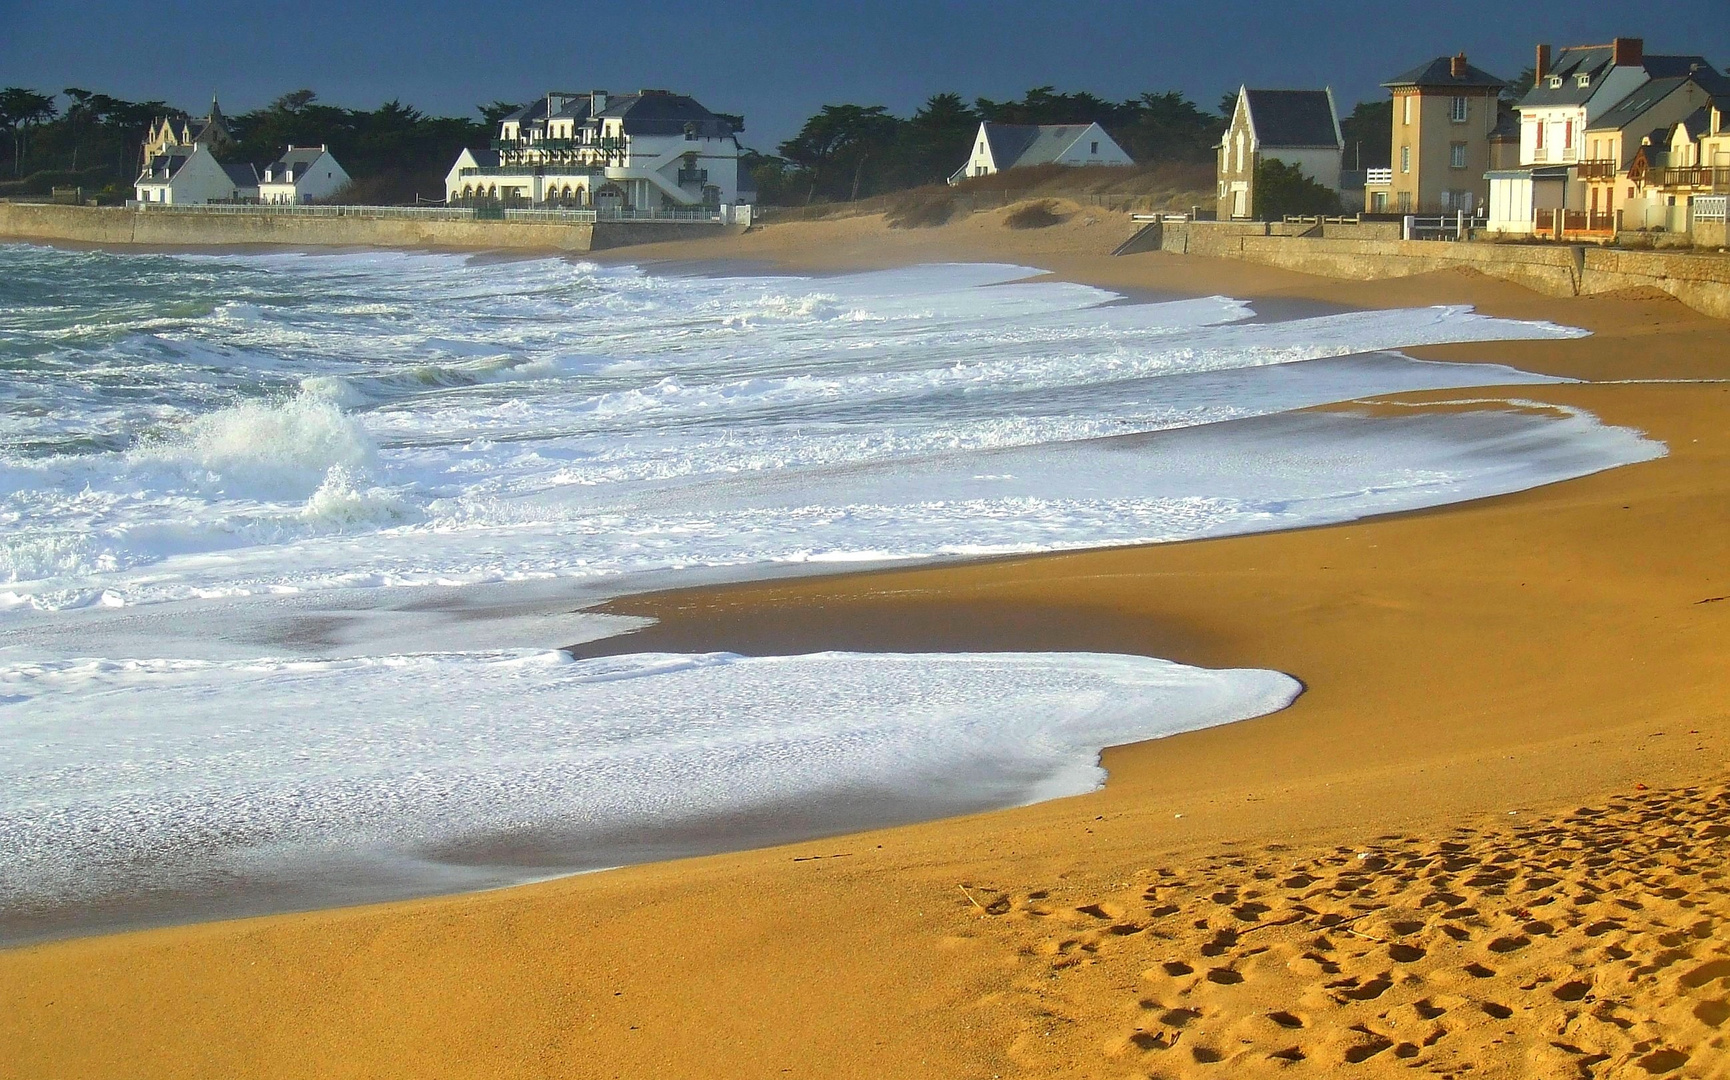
[258,146,351,205]
[949,122,1132,183]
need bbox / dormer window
[1548,76,1563,88]
[1576,74,1591,88]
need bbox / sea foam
[0,648,1299,934]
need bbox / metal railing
[1693,195,1729,223]
[126,202,737,224]
[1577,159,1619,180]
[1657,165,1730,190]
[677,168,708,185]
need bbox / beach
[2,205,1727,1078]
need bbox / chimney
[591,90,609,113]
[1612,37,1644,67]
[1451,53,1468,79]
[1535,44,1552,86]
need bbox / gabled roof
[1242,89,1342,148]
[1677,106,1714,142]
[138,153,190,182]
[223,163,258,187]
[501,99,550,125]
[262,146,334,183]
[1519,46,1616,106]
[1383,56,1506,90]
[1589,76,1692,132]
[979,123,1109,169]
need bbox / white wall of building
[259,151,352,204]
[133,145,248,205]
[447,130,743,208]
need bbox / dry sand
[3,204,1728,1079]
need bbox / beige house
[142,97,233,167]
[1216,87,1344,219]
[1368,54,1506,214]
[1582,72,1728,223]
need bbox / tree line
[0,88,488,202]
[759,86,1237,204]
[1,82,1406,207]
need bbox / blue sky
[5,0,1727,149]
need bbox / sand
[3,204,1728,1079]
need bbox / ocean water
[0,245,1662,939]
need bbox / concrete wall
[1158,221,1730,320]
[0,203,744,253]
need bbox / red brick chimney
[1450,53,1468,79]
[1535,44,1552,85]
[1612,37,1644,67]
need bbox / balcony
[1365,167,1393,186]
[1657,165,1730,190]
[1577,159,1618,180]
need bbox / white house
[1216,87,1345,219]
[258,146,351,205]
[947,122,1133,183]
[134,144,258,205]
[445,89,749,209]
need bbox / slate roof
[1243,90,1341,148]
[981,123,1108,169]
[223,163,258,187]
[1678,106,1714,141]
[262,147,330,183]
[598,92,739,137]
[1519,46,1616,106]
[138,154,189,181]
[1519,48,1719,108]
[1383,57,1506,90]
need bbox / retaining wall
[1158,223,1730,320]
[0,203,744,253]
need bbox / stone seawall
[1155,222,1730,320]
[0,203,744,253]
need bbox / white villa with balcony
[1486,38,1725,234]
[444,89,751,210]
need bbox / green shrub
[1253,158,1340,219]
[1003,199,1064,229]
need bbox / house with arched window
[444,89,750,210]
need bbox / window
[1403,96,1412,125]
[1535,122,1545,149]
[1576,74,1591,88]
[1548,75,1563,88]
[1397,191,1412,212]
[1090,141,1099,154]
[1450,96,1468,123]
[1450,142,1468,169]
[1400,145,1410,173]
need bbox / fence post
[1402,214,1415,241]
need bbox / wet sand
[2,205,1728,1079]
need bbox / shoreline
[3,210,1727,1079]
